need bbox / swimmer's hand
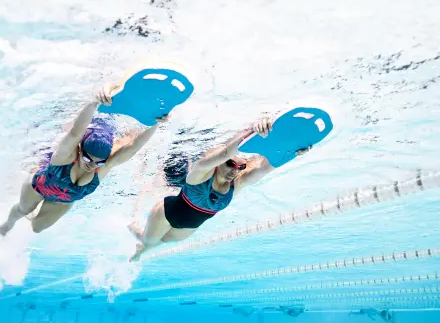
[96,84,121,106]
[296,145,312,156]
[155,114,170,124]
[252,116,273,138]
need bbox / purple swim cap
[81,127,114,160]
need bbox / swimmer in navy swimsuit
[1,86,170,236]
[128,117,312,261]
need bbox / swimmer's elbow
[242,160,274,187]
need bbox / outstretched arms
[105,116,168,168]
[234,155,274,190]
[186,116,274,185]
[186,129,254,184]
[235,145,312,193]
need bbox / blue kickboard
[238,107,333,168]
[98,68,194,126]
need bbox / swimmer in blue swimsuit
[0,86,169,236]
[128,117,311,261]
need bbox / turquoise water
[1,0,440,322]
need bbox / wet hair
[162,126,219,188]
[162,152,189,188]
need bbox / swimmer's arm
[52,89,112,164]
[234,146,312,191]
[234,156,274,191]
[52,101,100,163]
[104,124,159,168]
[186,129,253,183]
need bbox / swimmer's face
[79,149,107,173]
[218,157,247,182]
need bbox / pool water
[1,0,440,322]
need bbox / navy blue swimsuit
[164,175,234,229]
[32,154,100,203]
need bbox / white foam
[0,224,32,289]
[80,208,146,300]
[84,254,142,302]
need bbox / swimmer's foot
[0,222,13,237]
[129,243,147,262]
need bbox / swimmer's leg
[129,225,197,262]
[31,201,74,233]
[161,227,197,242]
[0,176,43,236]
[128,200,172,262]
